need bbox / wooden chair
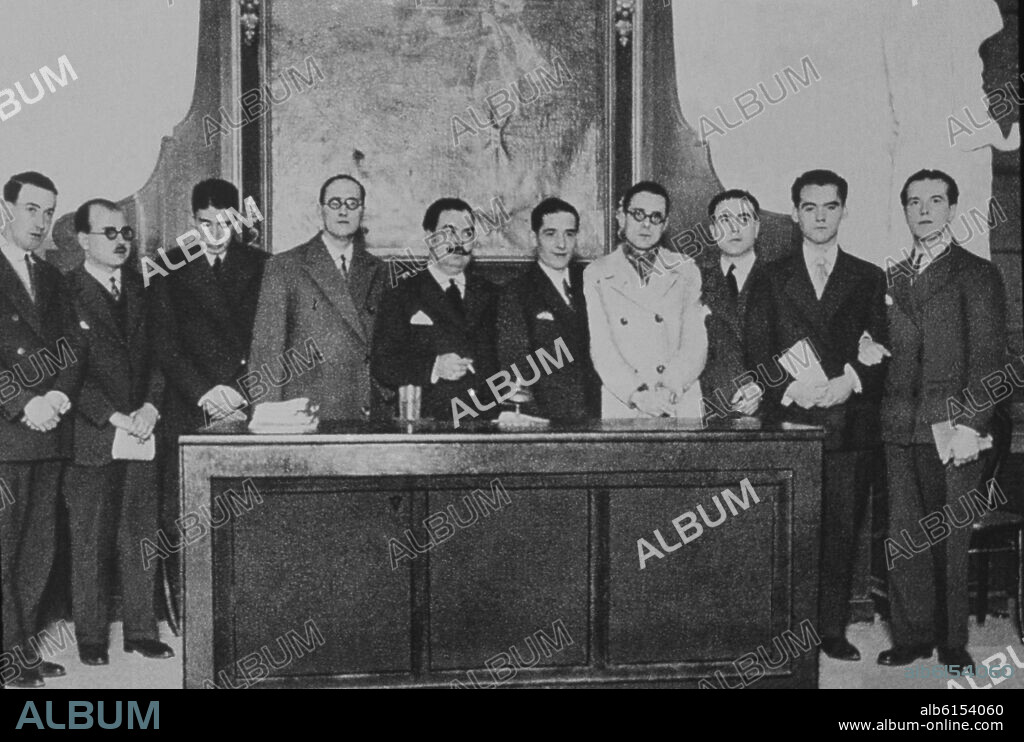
[969,405,1023,643]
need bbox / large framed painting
[265,0,614,259]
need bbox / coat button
[240,359,247,366]
[11,314,18,322]
[655,314,663,323]
[620,317,628,325]
[657,365,665,373]
[17,347,26,356]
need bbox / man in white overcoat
[584,181,707,419]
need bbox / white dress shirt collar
[83,260,122,295]
[802,241,839,276]
[0,237,36,297]
[719,250,756,293]
[537,261,570,303]
[321,234,353,273]
[427,263,466,295]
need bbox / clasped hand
[631,384,676,417]
[21,392,71,432]
[110,403,160,441]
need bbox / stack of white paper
[248,398,320,434]
[778,340,827,406]
[112,428,156,460]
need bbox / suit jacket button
[11,314,18,322]
[655,314,663,323]
[17,347,27,356]
[620,317,628,325]
[240,359,247,366]
[657,364,665,373]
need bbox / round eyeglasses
[89,227,135,241]
[323,197,363,212]
[626,208,666,226]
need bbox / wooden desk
[180,418,823,688]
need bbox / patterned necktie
[725,263,739,301]
[338,254,347,276]
[626,246,657,286]
[109,275,121,301]
[813,256,829,299]
[562,278,575,310]
[446,278,464,315]
[24,253,36,301]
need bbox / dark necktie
[109,276,121,302]
[24,253,37,302]
[446,279,464,315]
[725,263,739,302]
[562,278,575,310]
[338,254,347,276]
[212,255,222,280]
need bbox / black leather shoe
[40,661,66,678]
[79,644,110,666]
[5,670,44,688]
[878,644,933,666]
[938,646,974,668]
[821,637,861,661]
[124,639,174,660]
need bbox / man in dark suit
[699,189,767,421]
[249,175,387,420]
[150,178,267,613]
[372,198,500,423]
[747,170,887,662]
[876,169,1006,669]
[496,197,599,420]
[63,199,174,666]
[0,172,77,687]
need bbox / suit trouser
[886,443,984,649]
[819,448,874,640]
[0,461,62,669]
[64,461,159,646]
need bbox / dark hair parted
[900,168,959,207]
[3,171,58,204]
[192,179,240,213]
[621,180,671,215]
[422,197,473,232]
[319,174,366,205]
[707,189,761,218]
[790,169,849,207]
[531,197,579,233]
[74,198,122,234]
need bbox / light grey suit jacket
[249,232,387,420]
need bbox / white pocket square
[535,311,555,321]
[410,310,434,326]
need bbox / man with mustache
[0,172,78,687]
[249,175,387,420]
[64,199,174,667]
[372,198,500,422]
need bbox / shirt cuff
[44,390,70,407]
[843,364,862,394]
[430,357,442,385]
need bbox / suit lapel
[703,262,743,343]
[530,263,574,327]
[782,254,829,339]
[301,236,367,344]
[911,244,958,312]
[347,247,378,331]
[817,249,858,326]
[75,268,126,345]
[188,255,236,338]
[0,250,41,333]
[417,271,465,331]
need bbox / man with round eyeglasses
[249,174,388,420]
[583,180,708,419]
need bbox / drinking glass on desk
[398,385,422,421]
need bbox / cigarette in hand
[466,361,475,374]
